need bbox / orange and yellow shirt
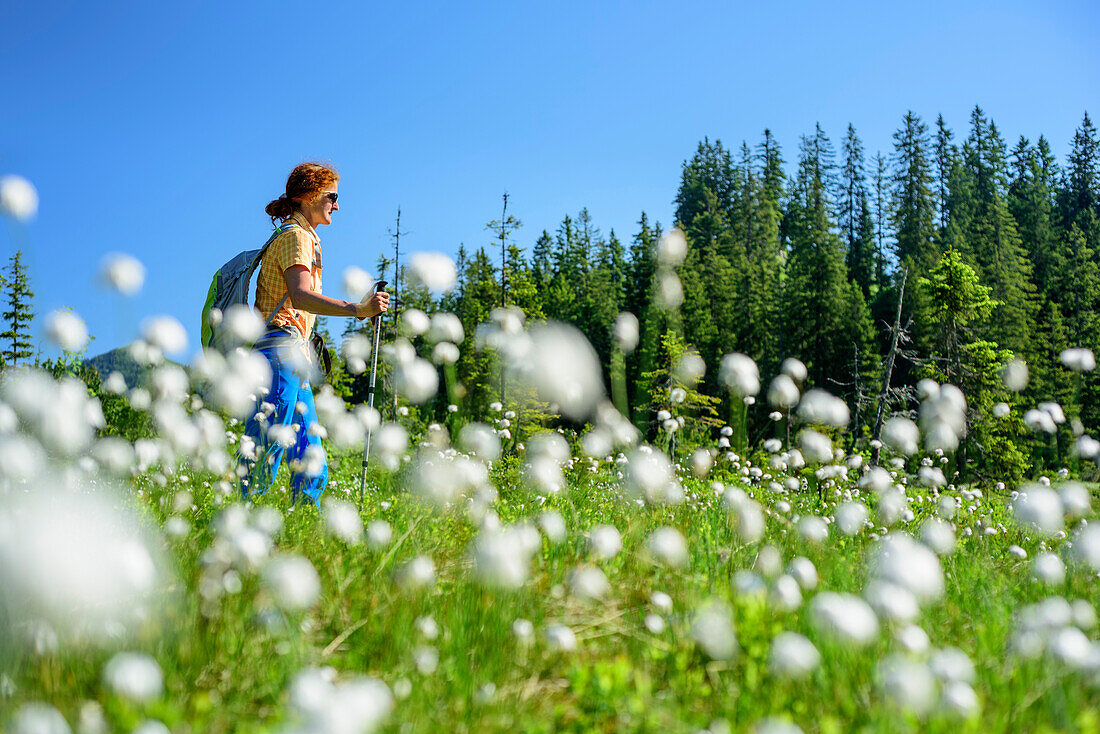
[254,211,323,339]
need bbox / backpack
[200,221,301,351]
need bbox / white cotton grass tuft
[1002,359,1029,391]
[458,422,501,461]
[588,525,623,560]
[787,557,818,590]
[538,511,567,544]
[341,266,375,300]
[691,600,738,660]
[614,312,640,354]
[718,353,760,396]
[864,579,919,623]
[8,703,70,734]
[366,520,393,550]
[544,624,578,652]
[798,430,833,464]
[45,310,89,352]
[0,479,166,646]
[0,175,39,221]
[1070,524,1100,572]
[103,651,164,703]
[1060,347,1096,372]
[877,655,937,715]
[322,499,363,544]
[751,719,804,734]
[645,526,689,568]
[797,389,849,428]
[141,315,188,355]
[797,516,828,544]
[427,312,465,345]
[810,592,879,646]
[1032,552,1066,586]
[220,303,266,345]
[869,532,944,604]
[835,502,869,536]
[394,357,439,404]
[656,227,688,266]
[769,631,821,679]
[1012,483,1065,536]
[919,517,956,555]
[881,417,919,456]
[400,309,431,337]
[508,322,604,421]
[263,554,321,611]
[622,447,681,505]
[1057,481,1092,518]
[569,565,610,601]
[396,555,436,590]
[99,252,146,296]
[471,525,538,590]
[408,252,457,292]
[767,374,800,410]
[284,666,393,734]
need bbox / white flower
[691,600,738,660]
[0,175,38,221]
[881,417,919,456]
[797,389,849,428]
[408,252,457,291]
[656,228,687,266]
[1012,484,1064,536]
[1002,359,1029,391]
[538,511,567,544]
[509,322,604,421]
[141,315,188,354]
[781,358,808,384]
[400,309,431,337]
[545,624,577,651]
[919,517,956,555]
[263,554,321,611]
[1060,347,1096,372]
[646,527,689,568]
[835,502,869,536]
[45,310,89,352]
[869,532,944,603]
[587,525,622,560]
[614,312,640,353]
[1070,524,1100,572]
[342,266,375,300]
[323,500,363,544]
[569,565,610,601]
[395,358,438,404]
[471,526,537,590]
[285,667,393,734]
[366,520,393,550]
[769,632,820,679]
[427,312,464,344]
[397,555,436,590]
[9,703,69,734]
[104,652,163,703]
[99,252,146,296]
[786,557,818,590]
[798,430,832,464]
[798,516,828,544]
[0,480,164,645]
[718,353,760,396]
[810,592,879,646]
[878,655,936,715]
[767,375,800,410]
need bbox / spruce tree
[891,111,937,271]
[839,124,876,298]
[1,250,34,366]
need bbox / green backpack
[200,221,301,351]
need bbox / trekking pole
[360,280,389,500]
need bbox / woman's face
[301,181,339,228]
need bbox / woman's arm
[283,265,389,319]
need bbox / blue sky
[2,0,1097,359]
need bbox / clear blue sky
[2,0,1097,359]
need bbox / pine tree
[933,114,955,239]
[1,250,34,366]
[839,124,876,298]
[783,129,874,390]
[1060,112,1099,228]
[891,111,937,271]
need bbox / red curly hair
[265,162,339,223]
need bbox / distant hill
[85,346,154,388]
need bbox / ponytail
[265,162,339,224]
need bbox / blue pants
[239,333,329,506]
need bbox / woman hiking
[239,162,389,507]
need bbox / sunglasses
[323,191,339,204]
